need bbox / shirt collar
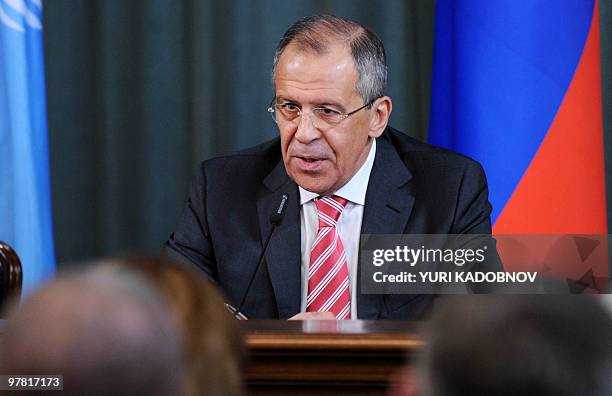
[299,138,377,206]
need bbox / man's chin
[290,174,334,196]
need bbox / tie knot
[315,196,348,227]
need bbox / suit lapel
[357,134,415,318]
[255,132,416,319]
[257,160,301,318]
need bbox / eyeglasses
[267,97,379,129]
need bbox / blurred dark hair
[422,296,612,396]
[96,256,244,396]
[1,272,184,396]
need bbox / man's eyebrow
[275,96,347,112]
[316,100,346,111]
[275,95,296,103]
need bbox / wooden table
[243,320,423,395]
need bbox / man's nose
[294,111,321,143]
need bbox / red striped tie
[307,196,351,320]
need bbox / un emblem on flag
[0,0,42,32]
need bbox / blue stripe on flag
[0,0,55,295]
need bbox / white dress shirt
[299,139,377,319]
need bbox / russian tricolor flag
[429,0,606,235]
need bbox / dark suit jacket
[164,127,495,319]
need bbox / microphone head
[270,193,289,226]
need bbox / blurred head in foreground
[95,256,244,396]
[1,272,183,396]
[415,296,612,396]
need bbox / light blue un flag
[0,0,55,295]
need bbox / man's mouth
[294,156,325,170]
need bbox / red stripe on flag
[494,1,606,234]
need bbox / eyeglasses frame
[267,96,380,128]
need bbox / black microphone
[229,193,289,319]
[270,193,289,226]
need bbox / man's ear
[368,96,392,138]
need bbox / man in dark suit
[165,15,495,319]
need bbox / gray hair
[272,15,387,105]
